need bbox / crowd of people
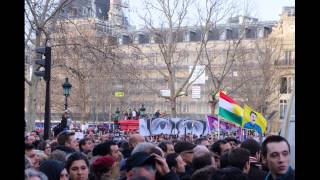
[25,128,294,180]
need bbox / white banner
[160,89,170,97]
[189,65,205,84]
[192,86,201,98]
[139,117,209,136]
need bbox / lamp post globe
[62,78,72,110]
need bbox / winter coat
[265,166,295,180]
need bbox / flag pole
[240,126,243,141]
[218,115,220,140]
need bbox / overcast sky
[127,0,295,28]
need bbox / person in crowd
[119,141,131,159]
[158,141,175,157]
[210,140,232,156]
[165,153,186,178]
[210,166,249,180]
[261,135,294,180]
[240,138,267,180]
[224,137,240,149]
[125,152,179,180]
[25,155,32,169]
[192,151,215,171]
[92,141,122,162]
[132,108,137,120]
[50,141,59,152]
[31,130,41,140]
[195,137,210,148]
[139,104,146,118]
[91,155,115,180]
[25,168,48,180]
[154,110,161,118]
[128,134,145,155]
[191,165,216,180]
[66,152,90,180]
[35,149,49,164]
[91,140,123,180]
[25,143,41,170]
[174,141,196,178]
[49,150,67,163]
[39,160,69,180]
[79,137,94,155]
[226,148,251,174]
[193,145,210,155]
[219,152,230,169]
[37,141,52,157]
[131,142,164,157]
[53,131,77,157]
[26,135,36,145]
[210,140,231,168]
[128,109,132,120]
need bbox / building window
[284,51,292,65]
[183,104,188,113]
[280,77,287,94]
[280,99,288,119]
[280,77,294,94]
[226,29,233,39]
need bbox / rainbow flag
[218,91,243,126]
[242,104,267,135]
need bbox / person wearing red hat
[91,155,116,180]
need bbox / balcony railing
[274,59,295,66]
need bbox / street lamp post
[62,78,72,110]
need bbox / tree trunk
[27,78,39,132]
[27,31,41,132]
[210,97,218,115]
[171,97,177,117]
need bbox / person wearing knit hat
[174,141,196,178]
[39,160,69,180]
[91,155,116,180]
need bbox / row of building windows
[117,25,274,45]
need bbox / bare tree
[25,0,74,131]
[128,0,241,117]
[237,36,282,118]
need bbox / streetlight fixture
[62,77,72,110]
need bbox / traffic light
[34,46,51,81]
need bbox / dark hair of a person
[78,138,90,152]
[166,153,179,169]
[192,152,213,171]
[158,141,173,152]
[148,146,163,156]
[227,148,250,171]
[57,131,75,146]
[65,152,89,173]
[50,141,59,151]
[210,140,228,155]
[191,165,216,180]
[92,140,117,156]
[250,111,257,117]
[210,166,249,180]
[195,137,208,145]
[25,143,35,151]
[220,151,230,169]
[224,137,238,144]
[32,140,42,149]
[240,138,261,157]
[261,135,290,157]
[37,140,48,151]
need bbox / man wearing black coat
[51,131,77,161]
[241,138,268,180]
